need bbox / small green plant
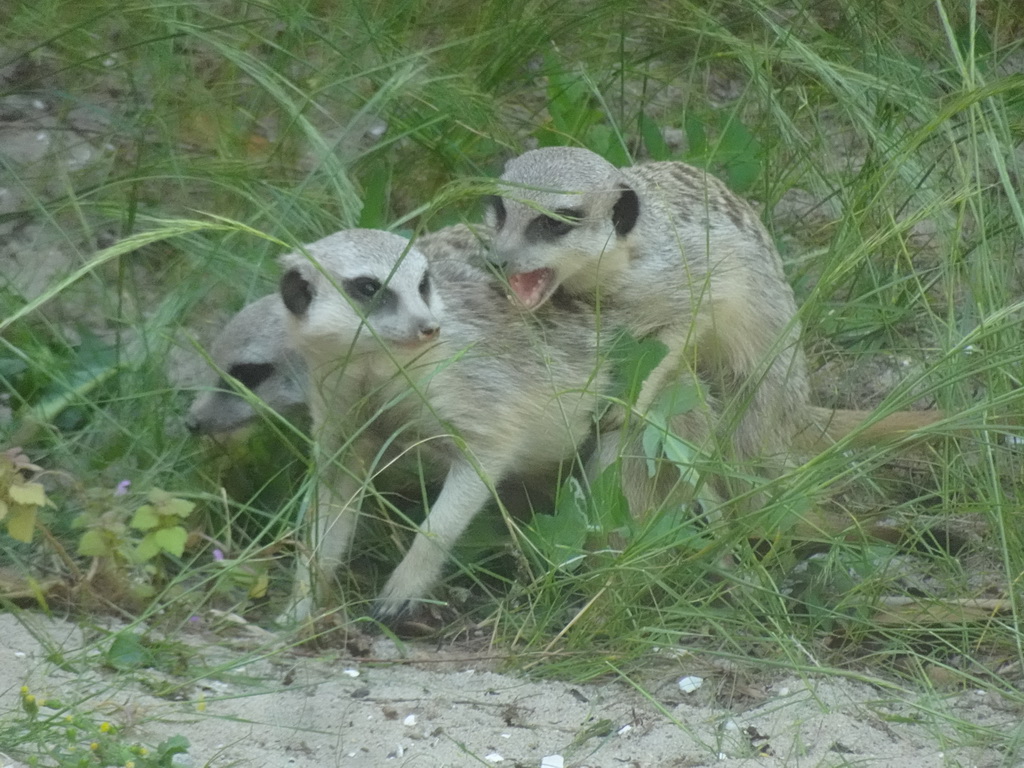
[7,685,190,768]
[73,486,196,603]
[1,447,53,543]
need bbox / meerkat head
[185,294,308,436]
[485,147,640,309]
[278,229,442,362]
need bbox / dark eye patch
[486,195,507,230]
[525,207,584,242]
[223,362,275,391]
[344,277,383,301]
[418,272,431,300]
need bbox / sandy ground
[1,611,1018,768]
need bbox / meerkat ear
[484,195,506,231]
[280,269,314,316]
[612,184,640,236]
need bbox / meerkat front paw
[372,561,440,624]
[275,579,315,627]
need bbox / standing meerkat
[277,228,614,623]
[485,146,808,478]
[484,147,952,513]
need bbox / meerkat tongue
[507,268,556,309]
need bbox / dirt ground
[1,610,1019,767]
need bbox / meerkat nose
[419,323,440,341]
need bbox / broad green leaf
[152,526,188,557]
[6,504,36,542]
[660,431,700,490]
[163,498,195,519]
[131,505,160,531]
[589,464,631,531]
[156,735,190,766]
[147,488,173,505]
[8,482,47,507]
[107,632,153,671]
[640,113,670,161]
[357,161,391,229]
[78,529,111,557]
[719,117,762,193]
[607,332,668,406]
[135,533,161,562]
[684,111,707,160]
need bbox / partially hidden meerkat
[277,228,616,623]
[485,147,943,506]
[185,294,307,436]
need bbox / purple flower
[114,480,131,496]
[212,549,224,562]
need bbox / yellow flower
[100,721,113,733]
[90,742,100,751]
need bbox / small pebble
[540,756,564,768]
[485,752,504,763]
[342,668,360,678]
[403,714,417,726]
[678,675,704,693]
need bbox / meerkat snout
[418,322,440,342]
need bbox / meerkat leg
[276,437,374,625]
[373,457,501,621]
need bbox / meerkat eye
[540,215,574,237]
[527,207,583,241]
[418,273,431,300]
[345,277,383,300]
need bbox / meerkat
[185,294,307,436]
[277,228,616,623]
[484,147,945,506]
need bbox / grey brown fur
[277,228,612,623]
[487,147,810,502]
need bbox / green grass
[2,0,1023,759]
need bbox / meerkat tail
[793,406,949,453]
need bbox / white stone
[677,675,704,693]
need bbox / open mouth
[507,268,557,310]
